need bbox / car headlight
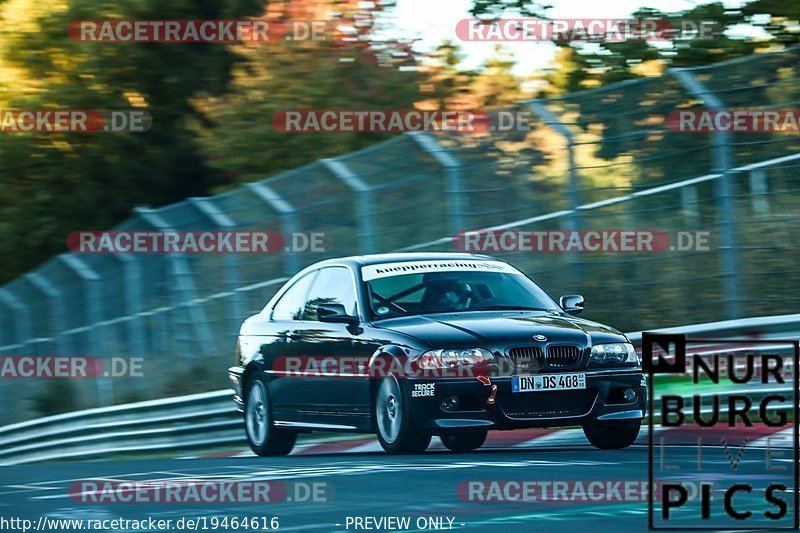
[417,348,495,369]
[590,343,639,366]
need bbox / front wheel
[440,429,488,453]
[583,419,641,450]
[374,375,431,454]
[245,376,296,456]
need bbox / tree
[469,0,800,187]
[472,0,800,88]
[470,0,549,18]
[0,0,263,282]
[194,0,422,185]
[417,40,476,110]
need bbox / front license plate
[512,372,586,393]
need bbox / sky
[386,0,747,73]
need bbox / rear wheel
[245,376,296,456]
[440,429,488,453]
[583,419,641,450]
[374,375,431,454]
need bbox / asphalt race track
[0,425,793,533]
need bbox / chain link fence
[2,46,799,421]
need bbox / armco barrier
[0,313,797,465]
[0,390,239,465]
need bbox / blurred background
[0,0,799,423]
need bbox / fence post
[245,182,301,276]
[133,207,214,357]
[681,186,700,227]
[671,68,742,320]
[189,197,244,337]
[0,288,31,354]
[749,169,769,215]
[109,254,147,357]
[57,254,111,406]
[24,273,66,354]
[321,158,376,254]
[409,132,465,237]
[0,301,8,421]
[527,100,583,286]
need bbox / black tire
[583,419,641,450]
[440,429,488,453]
[244,375,297,456]
[373,375,432,454]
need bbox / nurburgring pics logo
[645,333,798,530]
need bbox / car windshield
[366,270,560,319]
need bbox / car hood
[374,311,626,349]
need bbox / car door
[290,266,363,427]
[264,270,317,420]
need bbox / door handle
[285,331,301,341]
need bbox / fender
[367,344,422,378]
[242,359,267,388]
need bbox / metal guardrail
[3,46,800,374]
[0,390,240,465]
[0,314,797,465]
[627,313,800,345]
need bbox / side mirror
[317,303,359,326]
[560,294,585,315]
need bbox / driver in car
[423,278,476,311]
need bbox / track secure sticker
[411,383,436,397]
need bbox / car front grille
[507,345,584,372]
[507,346,545,373]
[499,389,596,419]
[546,345,583,368]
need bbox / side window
[271,272,316,321]
[303,267,357,321]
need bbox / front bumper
[229,366,245,410]
[403,370,646,431]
